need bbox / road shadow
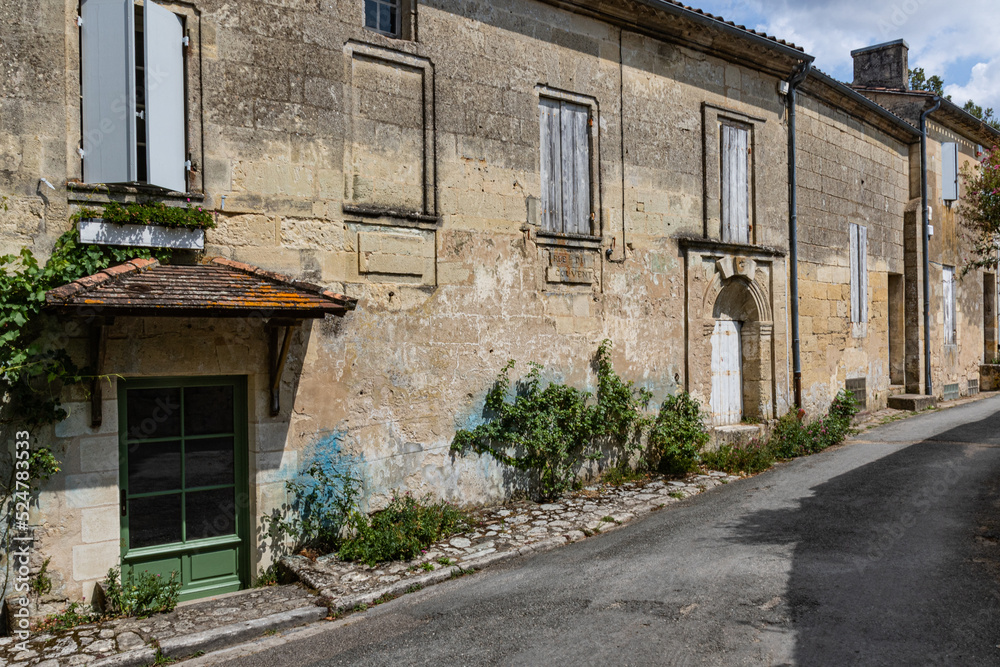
[725,412,1000,666]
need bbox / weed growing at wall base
[338,493,472,567]
[702,391,859,475]
[102,567,182,618]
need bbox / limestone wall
[0,0,918,605]
[793,93,911,414]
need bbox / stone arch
[703,273,773,323]
[705,275,774,425]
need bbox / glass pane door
[119,377,247,601]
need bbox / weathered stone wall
[924,124,986,397]
[793,93,911,414]
[2,0,930,606]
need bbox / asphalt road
[215,398,1000,666]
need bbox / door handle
[120,489,127,517]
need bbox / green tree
[958,147,1000,272]
[908,67,948,97]
[962,99,1000,130]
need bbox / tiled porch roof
[45,257,357,318]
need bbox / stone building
[1,0,997,608]
[851,39,1000,401]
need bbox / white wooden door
[711,320,743,426]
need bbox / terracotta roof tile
[45,258,357,318]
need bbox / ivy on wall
[0,226,170,596]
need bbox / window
[80,0,187,192]
[944,265,957,345]
[365,0,401,37]
[539,98,592,236]
[849,223,868,323]
[942,142,959,202]
[721,123,750,244]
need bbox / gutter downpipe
[920,96,942,396]
[786,60,812,410]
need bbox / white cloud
[946,60,1000,112]
[691,0,1000,107]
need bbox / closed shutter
[943,267,956,345]
[942,142,959,202]
[722,124,749,243]
[850,223,859,322]
[859,224,868,323]
[80,0,137,185]
[539,98,562,233]
[144,1,187,192]
[540,99,591,235]
[560,102,590,235]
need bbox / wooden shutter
[859,224,868,323]
[943,267,956,345]
[722,124,749,243]
[942,142,959,202]
[80,0,137,185]
[850,223,860,322]
[539,98,562,233]
[144,1,187,192]
[561,102,590,235]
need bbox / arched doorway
[709,276,772,425]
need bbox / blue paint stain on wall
[291,430,369,518]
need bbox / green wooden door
[118,376,249,602]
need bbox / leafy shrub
[74,200,215,230]
[768,413,811,459]
[102,567,181,618]
[647,392,710,474]
[262,457,363,555]
[451,341,652,499]
[338,493,471,566]
[701,437,776,475]
[702,390,859,475]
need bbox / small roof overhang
[44,257,357,319]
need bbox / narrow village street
[201,397,1000,667]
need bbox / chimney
[851,39,909,90]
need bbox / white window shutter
[859,224,868,323]
[722,125,749,243]
[80,0,137,185]
[144,1,187,192]
[539,98,561,233]
[849,223,860,322]
[942,142,959,202]
[943,267,955,345]
[561,102,590,235]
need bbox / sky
[687,0,1000,112]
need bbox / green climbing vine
[452,341,657,499]
[0,227,169,596]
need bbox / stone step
[887,394,936,411]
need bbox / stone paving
[282,472,739,610]
[0,584,321,667]
[0,471,738,667]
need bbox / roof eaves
[807,69,920,139]
[208,257,357,310]
[852,86,1000,143]
[639,0,806,56]
[46,258,159,305]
